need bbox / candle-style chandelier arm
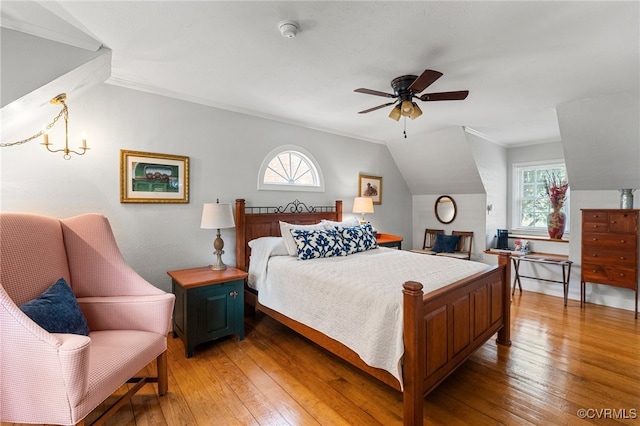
[0,93,88,160]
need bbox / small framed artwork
[358,174,382,205]
[120,150,189,203]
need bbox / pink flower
[544,173,569,210]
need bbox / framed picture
[120,150,189,203]
[358,174,382,205]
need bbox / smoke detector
[278,20,299,38]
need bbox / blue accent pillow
[431,234,460,253]
[337,223,379,254]
[291,228,347,260]
[19,278,90,336]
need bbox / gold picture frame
[120,150,189,203]
[358,174,382,205]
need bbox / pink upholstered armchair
[0,212,175,425]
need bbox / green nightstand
[167,266,247,358]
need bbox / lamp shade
[388,104,401,121]
[200,203,235,229]
[409,102,422,120]
[352,197,374,214]
[400,100,414,117]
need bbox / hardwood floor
[4,291,639,425]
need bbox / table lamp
[352,196,374,225]
[200,200,235,270]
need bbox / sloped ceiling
[558,90,640,191]
[388,127,485,195]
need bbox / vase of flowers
[544,173,569,239]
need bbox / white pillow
[248,236,289,256]
[279,221,326,256]
[322,217,360,229]
[247,237,289,289]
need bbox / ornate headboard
[235,199,343,271]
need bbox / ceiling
[2,1,638,146]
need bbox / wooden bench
[411,229,473,260]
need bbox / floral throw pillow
[337,223,378,255]
[291,228,347,260]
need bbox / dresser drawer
[583,211,608,223]
[582,247,637,267]
[582,232,637,250]
[609,212,639,234]
[583,221,609,232]
[582,264,638,289]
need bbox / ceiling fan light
[409,103,422,120]
[400,100,414,117]
[388,105,401,121]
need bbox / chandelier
[0,93,88,160]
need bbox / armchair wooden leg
[157,351,168,396]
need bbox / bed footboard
[402,253,511,425]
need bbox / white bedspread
[250,245,489,386]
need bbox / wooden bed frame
[235,199,511,426]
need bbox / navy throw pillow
[19,278,90,336]
[431,234,460,253]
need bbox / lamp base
[209,250,227,270]
[209,232,227,270]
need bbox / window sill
[508,233,569,243]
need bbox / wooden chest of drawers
[581,209,639,318]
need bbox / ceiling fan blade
[407,69,443,93]
[358,102,396,114]
[419,90,469,101]
[354,88,396,98]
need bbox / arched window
[258,146,324,192]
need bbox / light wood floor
[5,291,640,425]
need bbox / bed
[235,199,511,426]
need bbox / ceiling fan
[354,69,469,121]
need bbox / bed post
[402,281,425,426]
[496,252,512,346]
[235,199,246,271]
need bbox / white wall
[467,131,507,250]
[0,84,413,291]
[412,194,486,261]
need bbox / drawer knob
[229,291,238,297]
[592,238,598,241]
[592,254,598,257]
[621,240,625,243]
[620,273,625,277]
[620,256,626,260]
[592,270,598,273]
